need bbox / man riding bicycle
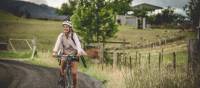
[52,20,87,88]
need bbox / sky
[19,0,67,8]
[19,0,189,16]
[20,0,190,9]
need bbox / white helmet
[62,20,72,27]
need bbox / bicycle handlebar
[55,55,87,68]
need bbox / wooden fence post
[159,52,161,70]
[139,53,141,65]
[148,53,151,66]
[173,52,176,71]
[113,52,117,69]
[187,40,191,74]
[161,48,164,62]
[99,43,104,70]
[31,38,37,60]
[198,27,200,40]
[188,31,200,87]
[187,26,200,74]
[135,51,138,65]
[124,55,127,66]
[119,53,123,69]
[130,56,132,69]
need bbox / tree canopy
[186,0,200,29]
[71,0,118,43]
[56,0,77,16]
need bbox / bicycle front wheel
[66,67,73,88]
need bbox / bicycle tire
[66,66,73,88]
[57,76,65,88]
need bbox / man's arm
[73,33,87,56]
[52,33,63,57]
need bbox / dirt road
[0,59,102,88]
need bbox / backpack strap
[71,32,76,46]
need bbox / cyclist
[52,20,87,88]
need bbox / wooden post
[148,53,151,65]
[188,38,200,87]
[113,52,117,69]
[159,52,161,70]
[187,40,192,75]
[31,38,37,59]
[99,43,104,70]
[130,56,132,69]
[198,27,200,40]
[159,39,161,46]
[135,51,138,65]
[124,56,127,66]
[139,53,141,65]
[173,52,176,71]
[161,48,164,62]
[120,53,123,69]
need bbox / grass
[0,51,32,58]
[0,10,62,50]
[123,65,192,88]
[114,25,181,42]
[0,10,193,50]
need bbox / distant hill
[0,0,67,20]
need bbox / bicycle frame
[57,55,77,88]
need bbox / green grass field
[0,10,193,51]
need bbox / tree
[71,0,118,44]
[161,7,175,24]
[133,7,153,17]
[148,7,182,25]
[56,0,77,16]
[108,0,132,15]
[186,0,200,29]
[187,1,200,88]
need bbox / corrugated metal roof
[131,0,189,9]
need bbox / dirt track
[0,59,102,88]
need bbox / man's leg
[71,62,78,88]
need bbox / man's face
[63,25,71,33]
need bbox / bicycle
[56,55,87,88]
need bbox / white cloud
[46,0,67,8]
[19,0,67,8]
[19,0,47,5]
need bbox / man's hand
[77,50,87,57]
